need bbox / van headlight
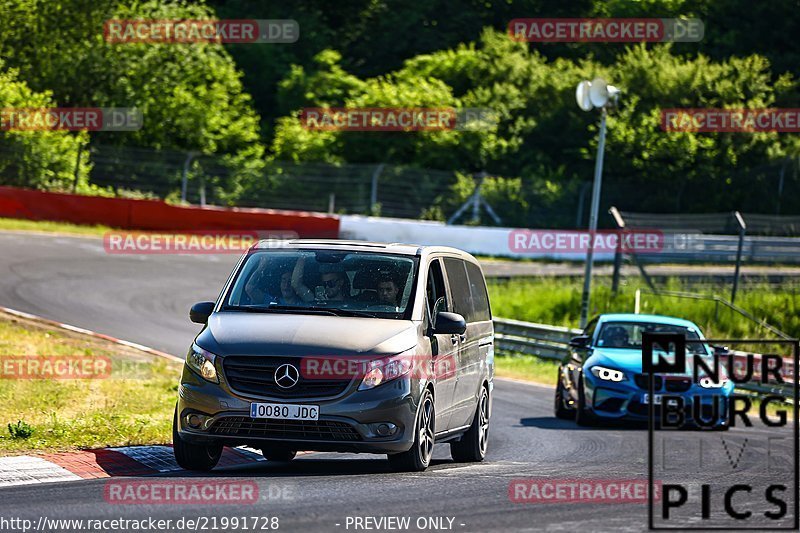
[187,343,219,383]
[590,365,625,382]
[358,353,413,391]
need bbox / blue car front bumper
[584,372,733,426]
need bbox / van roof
[252,239,475,259]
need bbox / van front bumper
[176,369,420,454]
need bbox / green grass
[494,354,560,385]
[488,277,800,339]
[0,217,110,236]
[0,311,181,454]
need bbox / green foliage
[0,0,265,196]
[1,0,800,223]
[0,63,88,190]
[7,420,34,439]
[266,28,798,224]
[488,277,800,339]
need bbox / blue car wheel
[554,370,574,420]
[575,374,595,427]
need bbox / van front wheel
[172,408,222,471]
[387,390,435,472]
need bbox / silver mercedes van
[174,240,493,472]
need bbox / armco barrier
[0,187,339,237]
[494,317,581,360]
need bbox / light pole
[576,78,620,328]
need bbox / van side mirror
[190,301,215,324]
[569,335,590,349]
[434,312,466,335]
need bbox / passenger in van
[291,256,350,302]
[244,259,301,305]
[274,270,302,305]
[376,273,401,307]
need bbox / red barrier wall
[0,187,340,238]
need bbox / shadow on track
[157,456,462,478]
[518,417,646,431]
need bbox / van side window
[426,259,448,320]
[465,261,491,321]
[443,258,474,323]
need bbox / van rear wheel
[450,386,490,462]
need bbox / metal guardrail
[638,232,800,264]
[493,317,580,361]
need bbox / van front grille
[209,417,362,441]
[223,356,351,399]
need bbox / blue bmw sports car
[554,313,734,427]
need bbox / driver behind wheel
[601,325,629,348]
[291,257,351,302]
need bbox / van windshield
[224,250,419,320]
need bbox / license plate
[250,402,319,421]
[643,394,679,406]
[642,393,662,405]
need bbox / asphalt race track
[0,231,795,532]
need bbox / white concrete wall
[339,215,615,260]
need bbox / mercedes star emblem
[274,363,300,388]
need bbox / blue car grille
[634,374,663,390]
[633,374,691,392]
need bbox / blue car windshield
[596,321,708,355]
[224,250,418,319]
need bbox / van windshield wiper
[221,305,336,316]
[323,308,379,318]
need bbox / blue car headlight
[186,343,219,383]
[698,376,727,389]
[590,365,626,382]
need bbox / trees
[0,0,264,198]
[0,0,798,222]
[266,30,798,225]
[0,63,88,191]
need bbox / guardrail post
[180,151,197,204]
[72,143,84,193]
[369,163,384,214]
[732,211,746,304]
[609,207,625,294]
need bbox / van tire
[450,386,490,463]
[387,390,435,472]
[172,407,222,471]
